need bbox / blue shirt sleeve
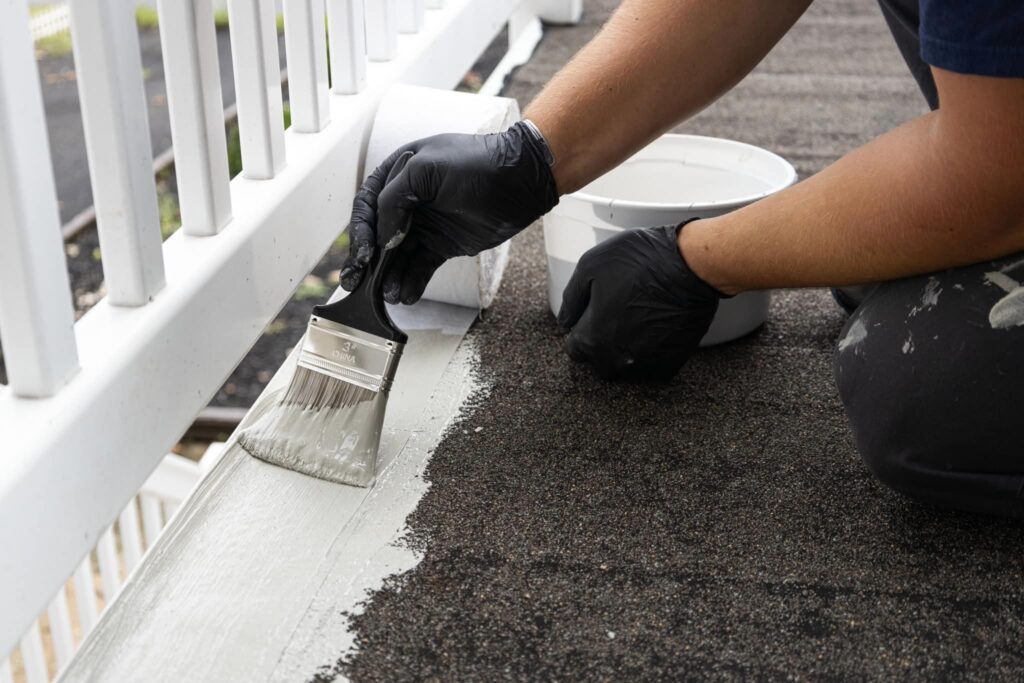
[920,0,1024,78]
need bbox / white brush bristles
[238,368,388,487]
[283,366,378,409]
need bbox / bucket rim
[566,133,798,213]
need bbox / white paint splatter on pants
[984,269,1024,330]
[839,318,868,353]
[989,288,1024,329]
[908,277,942,317]
[901,331,914,354]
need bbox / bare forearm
[682,98,1024,294]
[524,0,811,194]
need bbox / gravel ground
[335,1,1024,680]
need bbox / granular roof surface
[336,1,1024,679]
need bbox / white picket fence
[29,4,71,42]
[0,446,225,683]
[0,0,580,679]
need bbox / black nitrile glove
[557,222,724,381]
[340,121,559,304]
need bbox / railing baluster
[69,0,166,307]
[19,624,47,683]
[284,0,331,132]
[198,441,229,472]
[326,0,367,94]
[46,588,75,671]
[119,500,145,572]
[228,0,287,179]
[156,0,233,236]
[96,527,122,605]
[140,494,165,549]
[399,0,425,33]
[0,0,79,398]
[72,557,99,634]
[509,5,534,44]
[366,0,399,61]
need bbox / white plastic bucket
[543,134,797,346]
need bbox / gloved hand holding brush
[557,222,725,382]
[341,121,560,305]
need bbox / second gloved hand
[557,223,724,381]
[341,121,559,304]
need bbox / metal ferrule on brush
[298,316,404,394]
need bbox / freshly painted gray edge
[58,300,480,682]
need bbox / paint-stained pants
[834,253,1024,518]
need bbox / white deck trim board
[58,301,482,681]
[0,0,519,655]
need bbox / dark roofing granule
[329,1,1024,680]
[334,223,1024,682]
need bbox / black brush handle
[313,247,408,343]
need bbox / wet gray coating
[239,387,387,488]
[57,302,481,683]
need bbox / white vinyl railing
[1,446,225,683]
[2,0,580,678]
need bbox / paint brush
[237,246,406,487]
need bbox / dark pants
[834,253,1024,518]
[829,3,1024,516]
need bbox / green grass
[34,6,159,58]
[214,9,285,34]
[134,7,284,33]
[135,6,160,30]
[294,275,331,301]
[37,4,262,57]
[158,190,182,240]
[227,125,242,179]
[264,319,288,336]
[227,103,291,178]
[213,8,230,30]
[35,30,72,57]
[29,5,56,17]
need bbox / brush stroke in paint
[59,302,480,683]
